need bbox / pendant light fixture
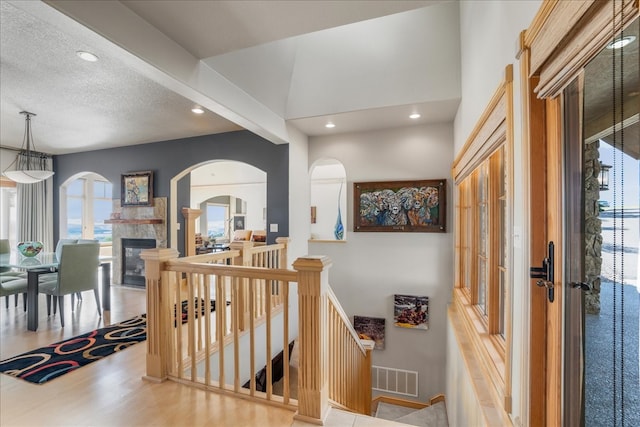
[2,111,54,184]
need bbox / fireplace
[121,238,156,287]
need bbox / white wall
[308,123,453,402]
[450,1,542,426]
[286,123,311,264]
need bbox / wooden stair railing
[142,248,373,425]
[327,287,375,415]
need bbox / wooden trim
[544,96,564,427]
[488,151,501,335]
[451,63,515,419]
[525,0,638,98]
[525,69,549,426]
[370,394,446,418]
[453,66,512,184]
[448,303,513,426]
[526,1,595,74]
[503,65,515,413]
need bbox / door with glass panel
[564,16,639,426]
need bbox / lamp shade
[1,111,54,184]
[3,169,54,184]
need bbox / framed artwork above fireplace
[121,171,153,206]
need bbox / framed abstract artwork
[121,171,153,206]
[353,179,446,232]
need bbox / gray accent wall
[52,130,289,250]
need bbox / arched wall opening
[171,160,267,254]
[309,158,347,241]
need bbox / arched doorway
[171,160,266,254]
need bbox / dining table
[0,250,112,331]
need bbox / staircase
[144,240,447,426]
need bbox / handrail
[176,250,240,264]
[327,287,373,414]
[328,287,367,354]
[142,242,374,424]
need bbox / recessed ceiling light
[606,35,636,49]
[76,51,99,62]
[325,122,335,129]
[191,107,205,114]
[409,113,421,119]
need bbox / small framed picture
[353,315,386,350]
[394,294,429,330]
[121,171,153,206]
[233,215,245,230]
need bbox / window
[0,178,17,247]
[452,65,513,410]
[206,204,228,239]
[61,174,113,243]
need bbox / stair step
[374,401,449,427]
[292,407,419,427]
[375,401,418,420]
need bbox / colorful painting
[353,179,446,233]
[353,315,385,350]
[394,294,429,330]
[121,171,153,206]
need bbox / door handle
[570,281,591,291]
[530,241,555,303]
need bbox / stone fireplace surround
[108,197,167,286]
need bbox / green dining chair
[38,242,101,327]
[1,238,27,309]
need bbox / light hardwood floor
[0,284,298,427]
[0,283,406,427]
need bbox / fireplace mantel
[105,218,163,224]
[110,197,167,285]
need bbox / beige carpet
[375,401,449,427]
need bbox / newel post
[275,236,291,267]
[181,208,202,256]
[293,255,332,425]
[229,240,254,266]
[140,247,180,382]
[360,340,375,414]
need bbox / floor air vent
[371,365,418,397]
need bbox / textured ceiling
[0,0,451,155]
[0,1,241,154]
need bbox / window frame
[60,173,113,243]
[451,65,514,411]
